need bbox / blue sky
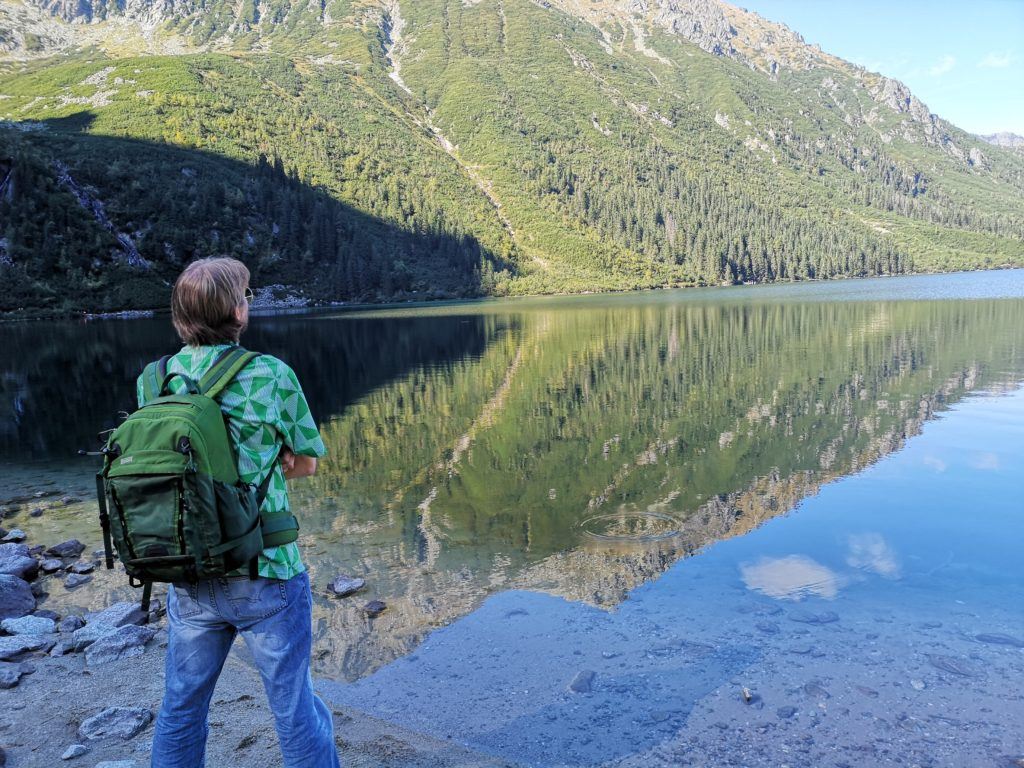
[737,0,1024,136]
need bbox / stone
[927,653,978,677]
[59,615,86,633]
[910,679,926,691]
[72,624,119,652]
[64,574,92,589]
[776,706,797,719]
[975,633,1024,648]
[755,621,780,634]
[85,602,146,629]
[0,661,25,689]
[77,707,152,741]
[49,636,76,657]
[94,762,136,768]
[0,634,53,660]
[0,530,25,543]
[363,600,386,618]
[0,575,35,620]
[33,609,59,620]
[788,610,839,625]
[60,744,88,760]
[1,615,56,635]
[568,669,595,693]
[803,681,830,699]
[69,562,95,575]
[85,625,156,666]
[28,508,43,518]
[329,574,365,597]
[0,543,39,581]
[46,539,86,559]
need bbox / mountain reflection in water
[1,283,1022,683]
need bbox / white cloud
[969,452,1000,470]
[978,51,1014,69]
[923,455,947,472]
[928,55,956,77]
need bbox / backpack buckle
[176,437,192,455]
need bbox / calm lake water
[2,270,1023,766]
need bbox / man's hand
[279,447,317,480]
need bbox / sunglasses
[244,287,255,304]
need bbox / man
[145,257,339,768]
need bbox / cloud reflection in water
[740,555,841,600]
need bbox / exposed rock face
[642,0,738,58]
[1,615,56,635]
[979,132,1024,151]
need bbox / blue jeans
[151,571,339,768]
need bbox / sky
[736,0,1024,136]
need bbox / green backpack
[95,346,298,609]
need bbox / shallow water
[2,271,1023,765]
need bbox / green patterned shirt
[136,344,326,580]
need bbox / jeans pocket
[171,582,202,619]
[219,577,289,622]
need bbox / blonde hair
[171,257,249,346]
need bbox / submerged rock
[1,530,26,543]
[776,705,797,719]
[568,670,596,693]
[77,707,152,741]
[927,653,978,677]
[329,575,365,597]
[788,610,839,625]
[39,559,63,574]
[46,540,86,559]
[975,633,1024,648]
[64,574,92,589]
[0,575,35,620]
[69,562,95,575]
[363,600,387,618]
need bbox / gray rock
[1,615,56,635]
[69,562,96,575]
[46,539,86,558]
[568,669,595,693]
[33,609,59,620]
[1,529,25,543]
[60,744,88,760]
[72,624,119,652]
[0,661,25,688]
[64,574,92,589]
[49,636,77,657]
[927,653,978,677]
[975,633,1024,648]
[58,615,86,633]
[85,602,146,629]
[788,610,839,625]
[94,762,137,768]
[28,507,43,518]
[0,543,39,581]
[77,706,152,741]
[85,625,156,666]
[0,574,35,620]
[329,574,365,597]
[0,633,53,660]
[40,558,63,574]
[776,705,797,719]
[363,600,386,618]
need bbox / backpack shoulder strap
[141,355,172,404]
[198,346,260,400]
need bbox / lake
[1,270,1023,766]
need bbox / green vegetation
[2,0,1023,313]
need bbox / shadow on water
[0,312,508,459]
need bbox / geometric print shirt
[136,343,326,580]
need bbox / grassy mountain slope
[1,0,1023,312]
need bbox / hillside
[2,0,1024,312]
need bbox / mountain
[2,0,1023,313]
[980,132,1024,152]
